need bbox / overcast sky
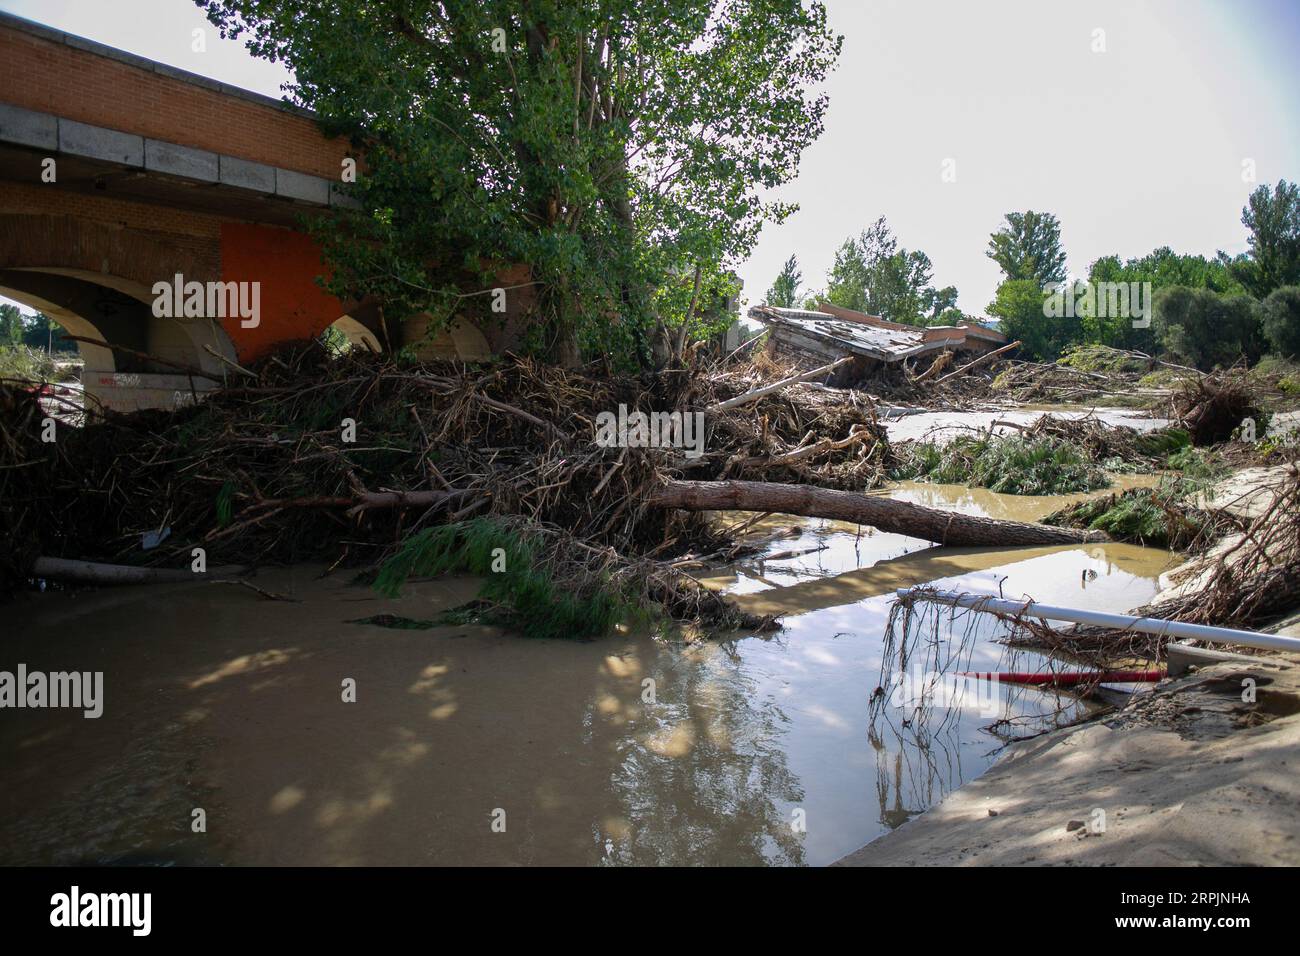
[3,0,1298,317]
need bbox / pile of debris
[3,343,1117,634]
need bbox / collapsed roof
[748,301,1006,364]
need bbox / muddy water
[0,483,1177,867]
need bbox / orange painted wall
[219,223,343,360]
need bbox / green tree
[198,0,841,369]
[1153,287,1263,369]
[987,210,1067,285]
[765,254,802,308]
[0,303,23,348]
[1083,247,1244,352]
[1235,180,1300,297]
[986,278,1068,361]
[1259,286,1300,358]
[824,217,955,325]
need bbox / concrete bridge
[0,12,524,411]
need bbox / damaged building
[747,301,1009,385]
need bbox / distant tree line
[766,179,1300,369]
[0,305,69,353]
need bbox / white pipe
[896,588,1300,654]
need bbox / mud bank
[835,658,1300,866]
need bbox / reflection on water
[0,480,1178,867]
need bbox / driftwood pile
[1,344,1105,632]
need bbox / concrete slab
[275,168,331,205]
[144,139,219,182]
[1166,641,1267,678]
[57,118,143,166]
[0,103,58,150]
[219,154,276,193]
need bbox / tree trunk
[648,479,1108,547]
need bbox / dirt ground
[835,657,1300,866]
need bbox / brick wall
[0,21,350,179]
[0,181,224,280]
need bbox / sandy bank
[835,657,1300,866]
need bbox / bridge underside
[0,90,533,413]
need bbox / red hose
[957,670,1163,686]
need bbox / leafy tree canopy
[987,210,1067,286]
[1234,180,1300,297]
[197,0,842,368]
[1260,285,1300,358]
[823,217,957,326]
[986,278,1065,362]
[1153,286,1264,369]
[765,254,802,308]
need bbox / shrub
[891,434,1109,495]
[1260,286,1300,358]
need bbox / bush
[1153,286,1264,369]
[1043,486,1209,550]
[1260,286,1300,358]
[891,434,1110,495]
[0,346,58,384]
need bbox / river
[0,470,1177,866]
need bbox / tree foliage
[1152,286,1263,369]
[986,210,1067,285]
[1235,180,1300,297]
[986,278,1062,362]
[1260,286,1300,358]
[1083,246,1244,352]
[765,254,802,308]
[197,0,841,368]
[823,217,956,325]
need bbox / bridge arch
[0,213,239,409]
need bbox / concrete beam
[0,104,331,208]
[0,102,57,150]
[58,118,144,166]
[1166,641,1273,678]
[145,139,219,182]
[275,167,331,205]
[219,154,276,193]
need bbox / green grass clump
[373,517,645,640]
[1043,484,1210,550]
[1056,344,1149,375]
[891,434,1110,495]
[1133,427,1191,457]
[1165,444,1228,492]
[0,346,59,383]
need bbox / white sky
[3,0,1298,318]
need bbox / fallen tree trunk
[649,479,1108,547]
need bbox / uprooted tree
[197,0,842,368]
